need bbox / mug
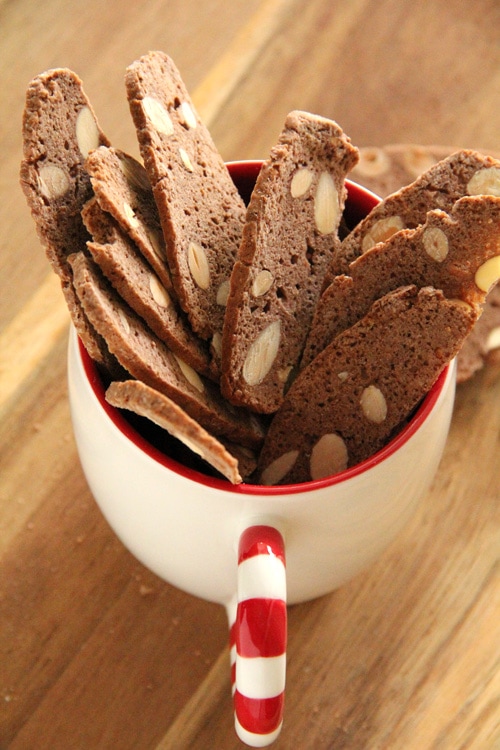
[67,164,457,746]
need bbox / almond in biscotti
[220,110,359,414]
[258,286,479,485]
[19,68,114,369]
[301,194,500,368]
[125,51,247,352]
[68,251,265,450]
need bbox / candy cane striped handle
[232,525,287,747]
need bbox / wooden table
[1,1,499,747]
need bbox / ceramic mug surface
[67,165,457,746]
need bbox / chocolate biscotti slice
[82,198,218,381]
[69,252,265,450]
[125,51,247,346]
[106,380,257,484]
[20,68,114,368]
[258,286,479,485]
[85,146,173,292]
[301,194,500,367]
[220,111,359,414]
[324,149,500,284]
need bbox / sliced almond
[216,279,230,306]
[314,172,339,235]
[38,164,70,199]
[118,153,151,192]
[290,167,314,198]
[251,270,274,297]
[467,167,500,197]
[174,355,205,393]
[475,256,500,292]
[146,228,167,261]
[211,331,222,356]
[277,365,293,383]
[448,298,474,312]
[117,309,130,335]
[187,241,210,290]
[422,226,449,262]
[261,450,299,485]
[179,147,194,172]
[149,274,171,307]
[242,320,281,386]
[142,96,174,136]
[360,385,387,423]
[310,433,348,480]
[361,215,405,252]
[75,106,100,158]
[123,201,140,228]
[178,101,197,129]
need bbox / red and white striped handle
[230,525,287,747]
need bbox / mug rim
[78,334,450,496]
[75,170,452,497]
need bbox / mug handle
[228,525,287,747]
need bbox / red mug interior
[78,162,450,496]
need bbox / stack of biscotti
[20,52,500,485]
[20,56,264,483]
[349,144,500,382]
[256,151,500,484]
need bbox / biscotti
[106,380,257,483]
[302,194,500,368]
[125,51,247,347]
[21,55,500,489]
[258,286,479,485]
[346,143,500,383]
[86,145,174,292]
[220,110,359,414]
[325,149,500,283]
[82,197,217,380]
[20,68,114,369]
[68,252,265,450]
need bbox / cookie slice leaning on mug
[105,380,257,484]
[19,67,118,372]
[258,285,480,485]
[220,110,359,414]
[125,51,247,358]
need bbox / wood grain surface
[1,1,499,748]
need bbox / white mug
[67,166,457,746]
